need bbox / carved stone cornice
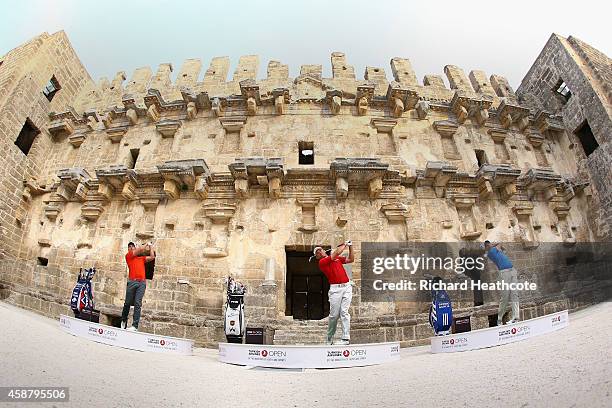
[450,91,493,125]
[156,119,181,138]
[157,159,211,200]
[386,82,419,117]
[497,99,530,130]
[219,116,247,132]
[433,120,459,138]
[370,118,397,133]
[56,168,91,201]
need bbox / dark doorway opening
[574,120,599,157]
[37,257,48,267]
[285,248,329,320]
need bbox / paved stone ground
[0,301,610,408]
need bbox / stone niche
[433,120,461,161]
[219,116,247,153]
[201,201,236,257]
[296,197,320,232]
[512,203,539,248]
[452,196,481,240]
[552,203,576,245]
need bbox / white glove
[345,240,352,246]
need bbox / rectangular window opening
[474,149,488,168]
[298,141,314,165]
[43,75,61,102]
[553,79,571,101]
[129,148,140,169]
[574,120,599,157]
[37,257,48,267]
[14,118,40,156]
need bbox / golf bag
[224,276,246,343]
[70,267,99,322]
[428,276,453,336]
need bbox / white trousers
[327,283,352,341]
[498,267,520,323]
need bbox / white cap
[313,246,323,255]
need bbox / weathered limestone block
[126,108,138,125]
[273,88,289,115]
[300,64,322,78]
[212,97,225,117]
[331,52,355,79]
[267,60,289,79]
[81,202,104,222]
[106,126,128,143]
[423,75,446,88]
[125,66,152,95]
[521,168,561,201]
[150,63,173,89]
[48,120,74,139]
[336,177,349,199]
[186,101,197,120]
[68,131,87,147]
[444,65,474,92]
[203,56,230,83]
[369,177,383,198]
[452,197,481,240]
[364,66,387,84]
[469,70,496,96]
[156,119,181,138]
[233,55,259,82]
[490,74,518,102]
[175,59,202,88]
[415,100,430,119]
[163,180,180,199]
[390,57,418,86]
[147,104,160,123]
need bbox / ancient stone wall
[0,31,94,309]
[517,34,612,240]
[0,32,607,346]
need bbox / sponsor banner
[219,342,400,369]
[58,315,193,356]
[431,310,569,353]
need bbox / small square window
[43,75,61,102]
[553,79,571,101]
[298,141,314,165]
[574,120,599,157]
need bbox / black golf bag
[224,276,246,343]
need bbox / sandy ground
[0,301,610,408]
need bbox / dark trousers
[121,280,146,328]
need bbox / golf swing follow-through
[313,240,354,345]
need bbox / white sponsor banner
[59,315,194,356]
[219,342,400,369]
[431,310,569,353]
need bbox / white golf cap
[313,246,323,255]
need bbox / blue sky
[1,0,610,88]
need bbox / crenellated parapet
[57,53,545,131]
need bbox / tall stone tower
[517,34,612,240]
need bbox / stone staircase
[273,318,334,345]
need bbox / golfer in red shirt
[121,242,155,331]
[314,241,354,345]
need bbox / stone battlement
[67,52,519,117]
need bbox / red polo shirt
[318,255,349,284]
[125,251,146,281]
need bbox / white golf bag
[224,276,246,343]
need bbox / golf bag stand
[224,276,246,343]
